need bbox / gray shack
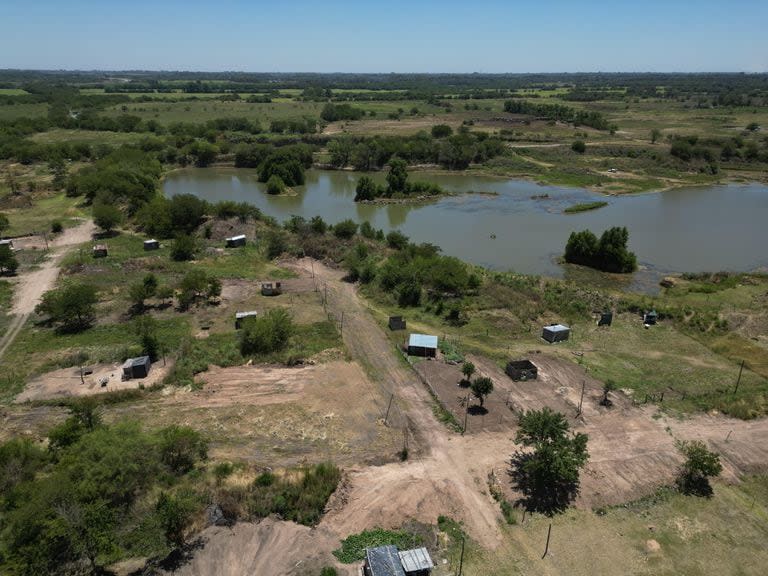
[92,244,108,258]
[261,282,282,296]
[506,359,538,381]
[407,333,438,358]
[542,323,570,343]
[364,545,433,576]
[225,234,246,248]
[235,311,258,329]
[0,239,13,249]
[643,310,658,325]
[388,316,407,331]
[122,356,151,379]
[143,239,160,251]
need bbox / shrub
[50,220,63,234]
[571,140,586,153]
[333,528,422,563]
[171,234,196,261]
[240,308,294,355]
[333,219,358,239]
[266,174,286,195]
[35,282,98,332]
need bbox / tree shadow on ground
[468,405,488,416]
[508,451,581,516]
[145,536,207,573]
[676,475,714,498]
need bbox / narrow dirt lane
[0,220,95,360]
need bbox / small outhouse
[388,316,407,331]
[235,310,258,329]
[261,282,282,296]
[92,244,108,258]
[143,239,160,251]
[542,324,570,343]
[122,356,151,379]
[225,234,246,248]
[506,359,538,381]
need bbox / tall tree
[511,408,589,514]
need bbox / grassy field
[3,193,87,236]
[466,476,768,576]
[28,129,148,146]
[0,280,12,338]
[0,102,48,120]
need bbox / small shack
[542,323,570,343]
[506,359,538,381]
[598,311,613,327]
[143,239,160,251]
[122,356,151,380]
[364,545,433,576]
[225,234,246,248]
[643,310,658,325]
[388,316,407,331]
[235,311,258,329]
[0,239,13,249]
[261,282,282,296]
[408,334,438,358]
[92,244,108,258]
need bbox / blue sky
[1,0,766,72]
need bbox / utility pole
[577,380,586,416]
[340,311,344,335]
[734,360,745,395]
[462,394,469,435]
[384,393,394,426]
[542,523,552,559]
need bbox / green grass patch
[564,201,608,214]
[333,528,424,563]
[5,194,87,236]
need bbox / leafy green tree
[265,230,288,260]
[266,174,286,195]
[157,426,208,474]
[386,157,409,194]
[328,137,355,168]
[386,230,409,250]
[677,440,722,496]
[92,201,122,233]
[571,140,586,153]
[0,244,19,275]
[354,176,378,202]
[511,408,589,514]
[129,272,159,310]
[171,234,196,262]
[156,492,197,548]
[461,361,476,383]
[470,376,494,407]
[134,315,160,359]
[310,215,328,234]
[51,220,63,234]
[36,282,98,332]
[0,212,9,235]
[168,193,206,234]
[240,308,294,355]
[397,279,421,307]
[333,219,358,239]
[564,227,636,273]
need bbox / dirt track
[0,220,95,360]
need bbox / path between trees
[0,220,95,360]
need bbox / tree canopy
[36,282,98,332]
[676,440,722,497]
[511,408,589,514]
[564,226,637,273]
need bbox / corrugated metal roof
[366,545,406,576]
[545,324,570,332]
[235,311,258,319]
[408,333,438,349]
[399,547,434,571]
[123,356,150,368]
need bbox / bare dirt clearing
[154,519,350,576]
[14,360,172,403]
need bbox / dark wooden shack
[506,359,538,381]
[388,316,406,331]
[122,356,151,379]
[143,239,160,251]
[598,312,613,326]
[261,282,282,296]
[92,244,108,258]
[235,311,258,329]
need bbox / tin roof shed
[366,545,406,576]
[408,334,438,350]
[398,548,434,572]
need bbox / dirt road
[0,220,95,360]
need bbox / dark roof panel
[366,545,406,576]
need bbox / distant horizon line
[1,68,766,76]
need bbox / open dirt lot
[14,360,173,403]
